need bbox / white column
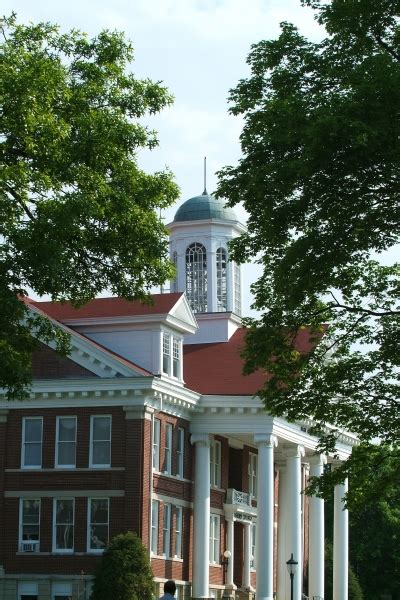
[254,433,277,600]
[243,522,253,591]
[191,434,211,598]
[286,445,305,600]
[308,455,327,600]
[226,517,236,590]
[333,479,349,600]
[277,466,289,600]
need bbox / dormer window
[162,333,181,379]
[186,242,207,313]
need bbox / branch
[374,33,400,62]
[328,292,399,317]
[5,184,36,221]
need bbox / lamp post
[221,549,231,583]
[286,554,298,600]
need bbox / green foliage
[0,14,179,399]
[216,0,400,457]
[324,540,363,600]
[91,532,155,600]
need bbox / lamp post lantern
[221,549,231,582]
[286,553,298,600]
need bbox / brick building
[0,191,355,600]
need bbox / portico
[190,396,355,600]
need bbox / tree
[91,532,155,600]
[216,0,400,458]
[0,14,179,399]
[324,540,363,600]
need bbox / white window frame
[210,439,221,488]
[153,418,161,472]
[151,499,159,554]
[52,582,72,600]
[164,423,173,475]
[248,452,258,498]
[172,336,181,379]
[21,417,43,469]
[52,498,74,553]
[18,581,38,600]
[176,427,184,478]
[55,416,77,469]
[87,498,109,553]
[89,415,111,468]
[162,332,171,375]
[19,498,41,552]
[162,333,181,380]
[209,514,220,565]
[162,503,171,557]
[174,505,183,559]
[251,522,256,570]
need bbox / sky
[3,0,325,314]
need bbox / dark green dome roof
[174,190,237,223]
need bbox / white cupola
[167,189,246,344]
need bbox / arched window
[234,262,241,316]
[171,251,178,292]
[186,243,207,313]
[216,247,227,312]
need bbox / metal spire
[203,156,208,195]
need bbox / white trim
[55,416,77,469]
[7,489,124,498]
[52,582,72,600]
[162,502,171,557]
[21,417,43,470]
[174,505,183,559]
[89,415,111,468]
[164,423,173,475]
[52,498,74,554]
[176,427,185,478]
[87,497,109,553]
[18,581,38,598]
[209,513,220,565]
[151,499,159,554]
[153,418,161,472]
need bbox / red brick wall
[32,343,96,379]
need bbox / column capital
[308,453,328,467]
[283,444,305,459]
[191,433,210,447]
[254,433,277,448]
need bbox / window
[172,337,180,378]
[162,503,171,556]
[20,499,40,552]
[216,247,227,311]
[233,262,241,316]
[162,332,171,374]
[162,334,181,379]
[171,251,178,293]
[186,242,207,313]
[164,423,173,475]
[210,439,221,488]
[209,514,220,564]
[22,417,42,469]
[153,418,161,471]
[151,499,159,554]
[174,506,183,558]
[251,523,256,569]
[90,416,111,468]
[53,499,74,552]
[18,582,38,600]
[55,417,76,468]
[88,498,109,551]
[52,582,72,600]
[248,453,258,498]
[176,428,184,478]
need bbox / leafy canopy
[91,532,155,600]
[216,0,400,458]
[0,14,179,399]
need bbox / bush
[91,532,155,600]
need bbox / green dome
[174,190,237,223]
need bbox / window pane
[23,500,40,523]
[25,419,42,442]
[92,441,110,465]
[58,443,75,466]
[55,499,74,550]
[91,499,108,522]
[93,417,110,440]
[90,499,108,550]
[58,418,76,441]
[24,443,41,467]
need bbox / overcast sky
[3,0,324,314]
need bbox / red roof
[29,293,183,321]
[183,327,318,395]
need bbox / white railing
[226,488,252,507]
